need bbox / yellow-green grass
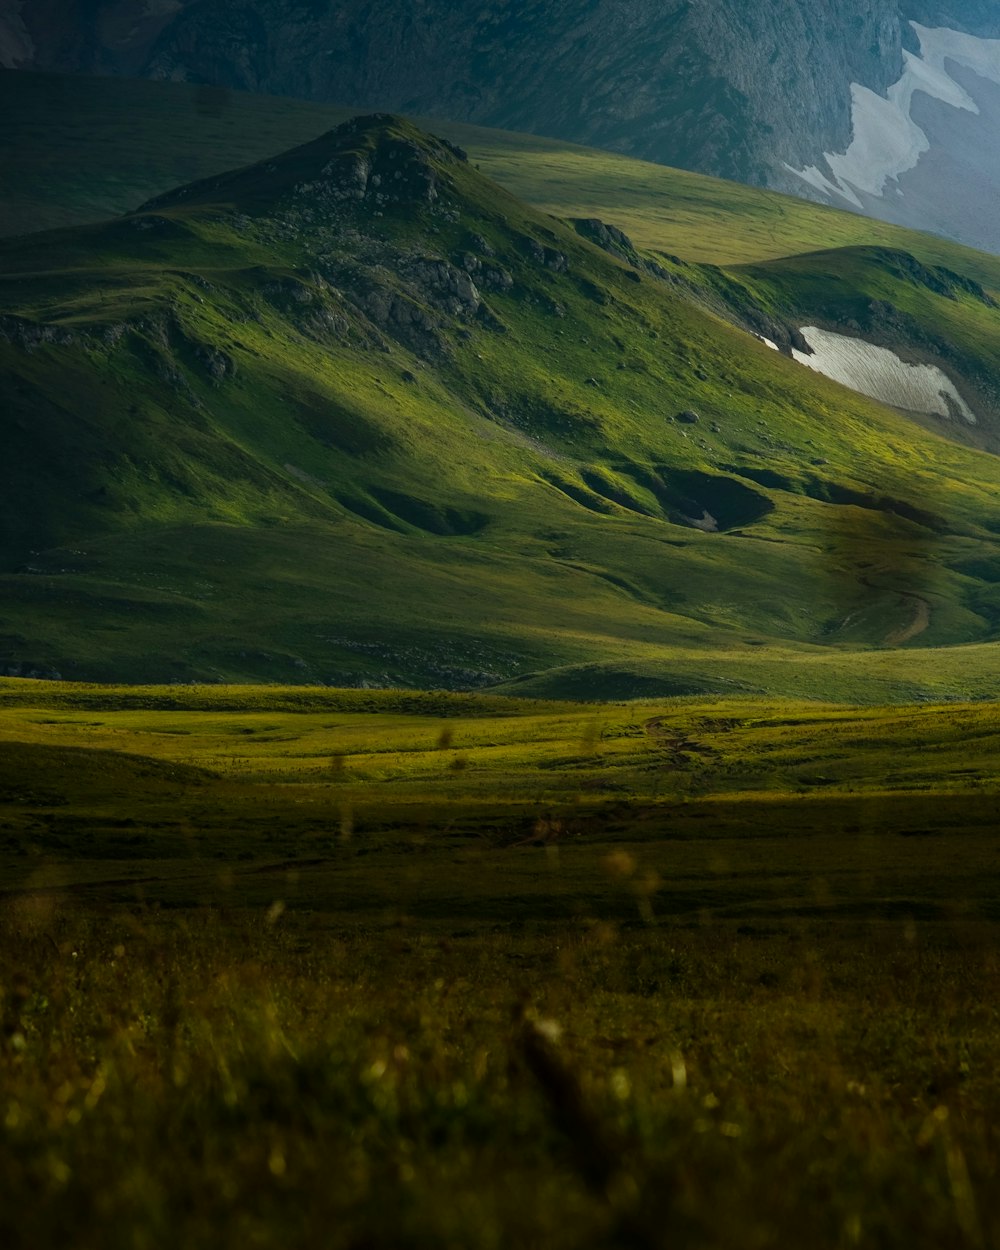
[3,680,1000,1248]
[3,679,1000,918]
[3,681,1000,793]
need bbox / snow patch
[755,333,779,351]
[786,24,1000,206]
[791,326,976,425]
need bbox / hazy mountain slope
[2,114,1000,693]
[6,2,1000,249]
[783,19,1000,254]
[9,68,1000,283]
[0,0,899,184]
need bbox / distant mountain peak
[138,113,469,219]
[12,2,1000,248]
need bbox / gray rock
[407,257,480,314]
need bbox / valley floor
[2,680,999,1248]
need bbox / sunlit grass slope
[3,86,1000,693]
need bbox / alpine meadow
[3,47,1000,1250]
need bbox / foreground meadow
[2,680,1000,1248]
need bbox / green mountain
[2,111,1000,698]
[5,69,996,271]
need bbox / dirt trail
[884,592,931,646]
[855,574,932,646]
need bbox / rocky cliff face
[0,1,905,180]
[4,2,1000,244]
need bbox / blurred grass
[3,907,1000,1248]
[3,681,1000,1246]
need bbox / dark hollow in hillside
[805,478,948,532]
[724,465,796,491]
[368,488,490,536]
[337,494,409,533]
[725,465,949,532]
[541,474,619,516]
[624,466,774,532]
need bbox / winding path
[856,574,932,646]
[884,592,931,646]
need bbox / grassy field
[2,679,1000,1247]
[4,91,1000,1241]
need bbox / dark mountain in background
[4,0,898,183]
[5,1,1000,249]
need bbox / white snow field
[791,326,976,424]
[786,24,1000,251]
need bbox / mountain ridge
[7,2,1000,249]
[2,112,1000,695]
[1,1,903,183]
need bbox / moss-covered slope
[1,114,999,692]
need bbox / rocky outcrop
[869,251,997,309]
[0,314,77,349]
[459,252,514,294]
[571,218,687,288]
[140,114,461,220]
[406,258,480,316]
[193,343,236,382]
[571,218,641,266]
[295,130,447,210]
[520,236,568,272]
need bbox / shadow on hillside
[818,479,948,648]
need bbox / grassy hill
[2,92,1000,693]
[8,69,1000,278]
